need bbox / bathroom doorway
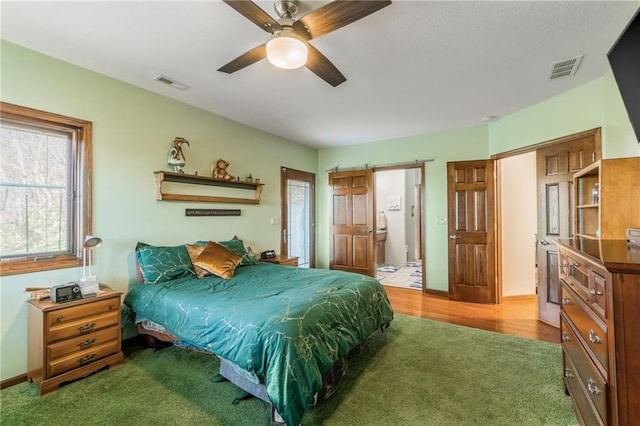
[374,165,424,291]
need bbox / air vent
[549,55,583,80]
[154,75,191,91]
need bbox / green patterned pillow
[194,238,258,266]
[135,242,195,284]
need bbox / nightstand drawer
[45,297,120,328]
[48,325,120,359]
[48,340,120,377]
[47,310,119,343]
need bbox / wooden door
[329,169,375,277]
[447,160,496,303]
[536,130,598,326]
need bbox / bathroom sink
[376,230,387,242]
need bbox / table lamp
[81,235,102,297]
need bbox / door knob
[449,234,460,239]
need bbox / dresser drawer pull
[561,296,570,305]
[56,315,64,323]
[109,303,116,310]
[561,332,570,342]
[79,338,96,349]
[77,354,96,365]
[587,378,602,395]
[588,329,601,344]
[590,289,603,296]
[78,323,96,334]
[564,368,574,379]
[570,262,581,267]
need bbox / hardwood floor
[384,286,560,344]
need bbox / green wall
[317,124,490,291]
[0,41,317,381]
[1,39,639,383]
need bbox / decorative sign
[387,196,402,211]
[185,209,241,217]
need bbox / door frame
[280,166,315,268]
[373,163,426,291]
[491,128,601,305]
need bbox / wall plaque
[185,209,241,217]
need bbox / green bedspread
[124,263,393,426]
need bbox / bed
[124,240,394,426]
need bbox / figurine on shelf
[246,174,253,182]
[212,158,235,181]
[167,137,190,173]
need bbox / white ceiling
[1,1,638,149]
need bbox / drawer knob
[561,332,570,342]
[588,329,601,344]
[78,322,96,334]
[79,338,96,350]
[56,315,64,323]
[77,354,96,365]
[590,290,603,296]
[561,296,570,306]
[564,368,574,379]
[587,378,602,395]
[109,303,116,310]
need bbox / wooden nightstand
[27,286,124,395]
[262,255,299,266]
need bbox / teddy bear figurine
[212,159,234,180]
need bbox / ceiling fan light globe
[266,33,308,70]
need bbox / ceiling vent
[548,55,584,80]
[154,75,190,91]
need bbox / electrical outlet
[436,216,447,225]
[270,217,280,225]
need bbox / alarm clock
[261,250,276,259]
[51,282,82,303]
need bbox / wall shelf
[154,171,263,204]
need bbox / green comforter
[124,263,393,426]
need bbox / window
[0,102,92,276]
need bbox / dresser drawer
[561,314,608,423]
[590,270,607,319]
[47,311,119,343]
[47,326,120,359]
[45,297,120,328]
[561,284,608,371]
[563,349,604,426]
[47,340,120,377]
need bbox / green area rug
[1,314,577,425]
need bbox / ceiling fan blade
[293,0,391,40]
[218,44,266,74]
[223,0,282,33]
[305,44,346,87]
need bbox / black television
[607,10,640,143]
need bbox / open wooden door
[536,129,599,326]
[447,160,497,303]
[329,169,375,277]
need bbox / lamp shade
[266,30,308,70]
[84,236,102,249]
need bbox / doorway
[496,128,600,326]
[281,167,315,268]
[374,166,424,290]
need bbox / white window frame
[0,102,92,276]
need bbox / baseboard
[423,288,448,298]
[1,373,27,390]
[502,294,537,301]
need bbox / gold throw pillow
[189,241,241,279]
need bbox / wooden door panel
[448,160,496,304]
[329,169,375,277]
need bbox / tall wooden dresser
[556,238,640,425]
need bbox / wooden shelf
[154,171,264,204]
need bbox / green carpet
[1,314,577,425]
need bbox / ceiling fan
[218,0,392,87]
